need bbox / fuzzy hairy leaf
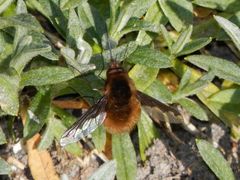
[127,46,171,68]
[112,133,137,180]
[91,125,106,152]
[160,24,173,50]
[158,0,193,31]
[193,0,240,13]
[138,110,159,161]
[129,64,159,91]
[66,8,83,47]
[10,35,51,75]
[0,158,11,175]
[174,71,214,100]
[61,46,95,74]
[23,89,51,139]
[0,74,19,115]
[0,0,14,14]
[185,55,240,85]
[196,139,235,180]
[0,126,6,145]
[209,88,240,104]
[52,117,82,156]
[177,98,208,121]
[21,66,77,87]
[88,160,116,180]
[111,0,156,40]
[214,16,240,52]
[0,13,43,31]
[145,80,173,103]
[177,37,212,56]
[37,112,55,150]
[136,2,167,45]
[171,25,193,55]
[60,0,87,10]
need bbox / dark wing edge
[136,90,182,123]
[60,96,108,146]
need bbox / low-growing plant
[0,0,239,179]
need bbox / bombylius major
[60,54,183,150]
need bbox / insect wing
[60,96,107,146]
[136,91,182,123]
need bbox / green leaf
[51,106,83,155]
[52,106,77,128]
[37,111,55,150]
[0,14,43,32]
[214,15,240,52]
[26,0,68,37]
[158,0,193,31]
[0,31,13,65]
[136,2,167,45]
[177,98,208,121]
[116,18,161,40]
[111,0,156,40]
[69,78,101,105]
[192,17,220,39]
[129,64,159,91]
[10,35,51,75]
[0,74,19,116]
[52,116,82,156]
[208,89,240,136]
[25,0,50,19]
[192,12,240,41]
[160,24,173,50]
[177,37,212,56]
[138,110,159,161]
[109,0,120,31]
[174,71,214,100]
[16,0,27,14]
[193,0,240,13]
[112,133,137,180]
[196,139,235,180]
[23,89,51,139]
[145,80,172,103]
[0,0,14,14]
[127,46,172,68]
[67,8,83,47]
[13,0,28,50]
[185,55,240,85]
[207,100,240,139]
[0,157,11,175]
[178,68,191,91]
[77,1,106,43]
[171,25,193,55]
[88,160,117,180]
[76,38,93,64]
[209,88,240,104]
[61,46,95,74]
[39,51,58,61]
[60,0,87,10]
[98,41,138,63]
[20,66,77,87]
[0,126,7,145]
[91,125,106,152]
[172,59,240,139]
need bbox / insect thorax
[109,75,132,106]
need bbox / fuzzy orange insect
[60,57,182,149]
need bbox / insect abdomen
[104,73,141,134]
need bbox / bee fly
[60,45,183,148]
[60,62,183,147]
